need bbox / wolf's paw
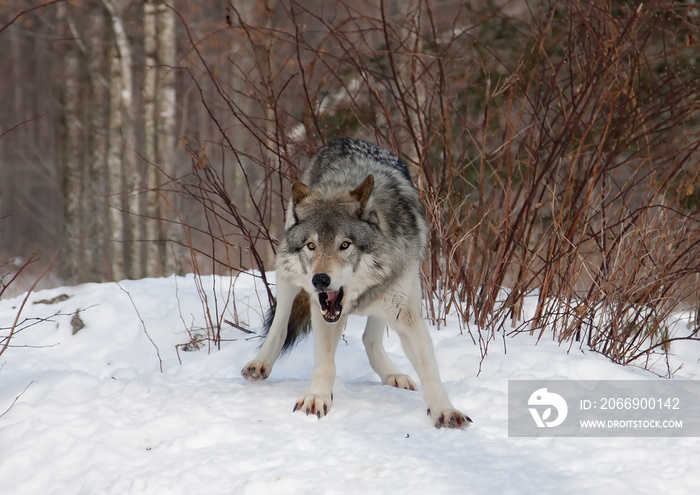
[293,393,333,419]
[427,407,473,429]
[383,374,417,391]
[241,361,270,381]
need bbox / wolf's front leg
[241,278,300,381]
[293,311,345,418]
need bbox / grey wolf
[241,138,471,429]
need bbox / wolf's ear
[291,181,312,205]
[350,174,374,215]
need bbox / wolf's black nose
[312,273,331,291]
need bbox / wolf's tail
[260,290,312,354]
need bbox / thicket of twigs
[168,0,699,372]
[0,251,62,359]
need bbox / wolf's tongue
[325,290,341,305]
[319,288,343,323]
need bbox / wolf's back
[304,137,413,185]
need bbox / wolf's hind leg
[241,278,300,381]
[362,316,416,391]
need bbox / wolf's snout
[312,273,331,291]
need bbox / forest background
[1,0,699,368]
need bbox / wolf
[241,138,471,429]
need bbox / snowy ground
[1,273,699,495]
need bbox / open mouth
[319,287,344,323]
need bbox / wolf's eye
[306,242,316,251]
[339,241,351,250]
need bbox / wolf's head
[277,174,379,323]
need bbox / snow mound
[1,273,699,494]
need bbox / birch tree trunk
[103,0,141,280]
[105,35,125,281]
[156,1,178,274]
[144,0,159,276]
[144,0,177,277]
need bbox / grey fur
[242,138,471,429]
[277,138,428,316]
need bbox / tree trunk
[103,0,140,280]
[85,2,111,282]
[156,1,178,275]
[144,0,178,277]
[56,3,84,284]
[144,0,159,276]
[105,36,126,281]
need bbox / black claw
[323,404,328,416]
[426,408,431,417]
[316,411,321,419]
[293,403,299,413]
[331,393,334,402]
[305,406,310,415]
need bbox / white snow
[1,273,699,494]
